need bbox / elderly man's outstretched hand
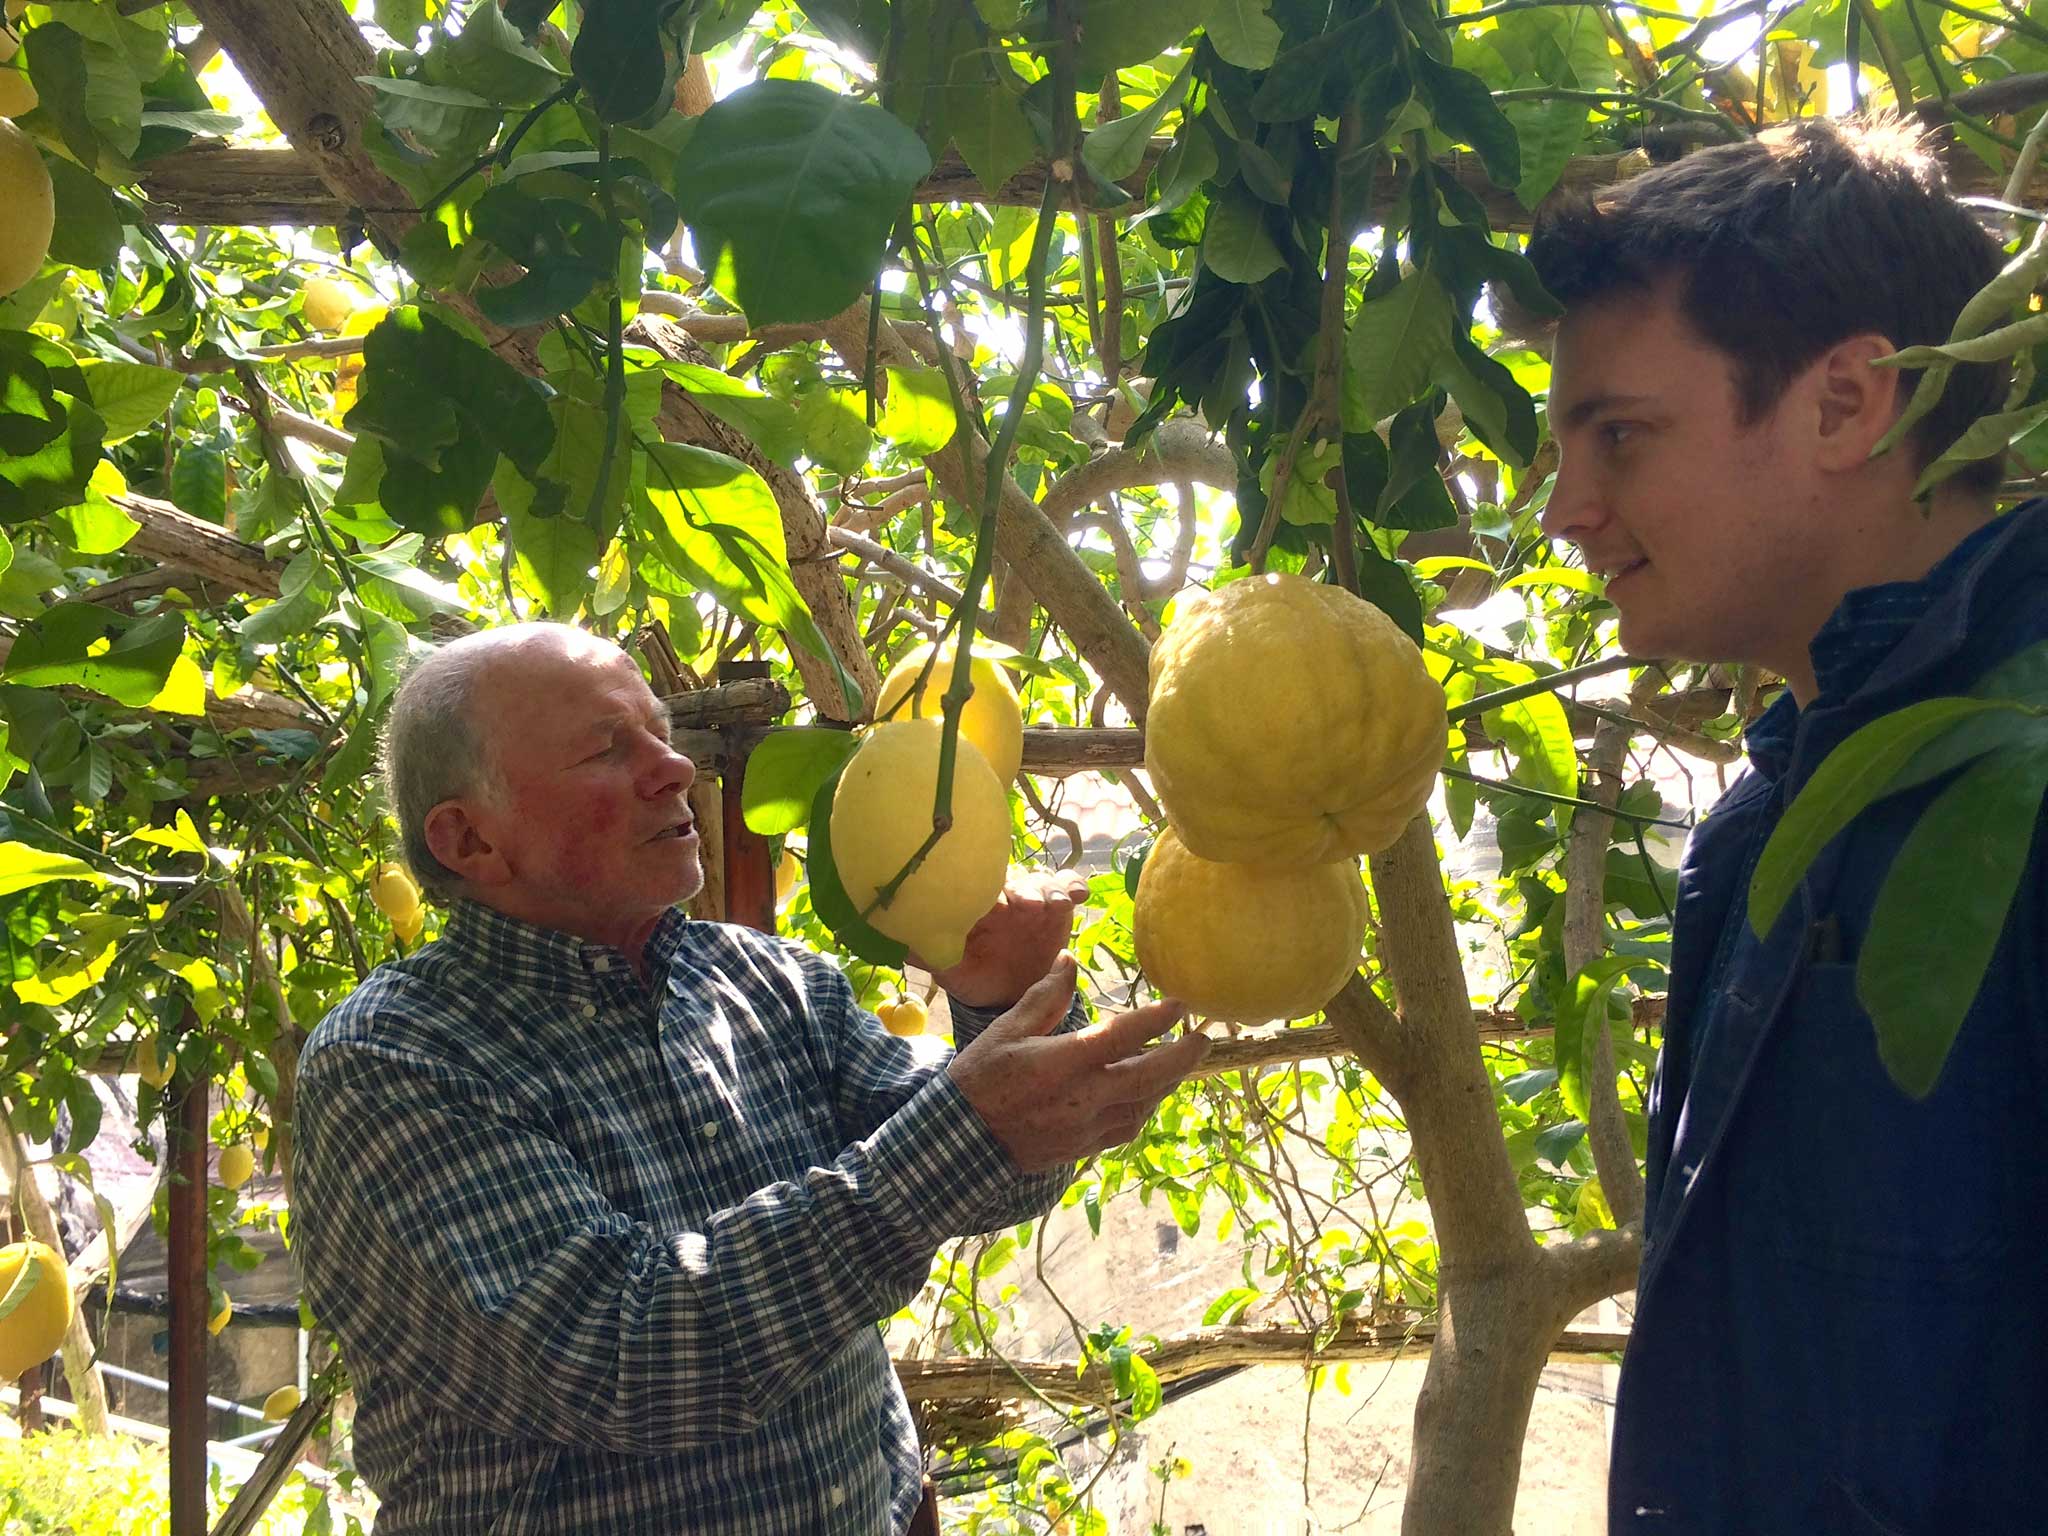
[946,953,1211,1174]
[921,870,1092,1010]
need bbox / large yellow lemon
[874,641,1024,784]
[1133,826,1367,1025]
[301,275,361,332]
[1145,572,1446,864]
[0,1241,73,1380]
[0,117,53,296]
[830,719,1010,970]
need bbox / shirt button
[579,1002,598,1019]
[701,1122,718,1139]
[828,1486,846,1508]
[591,957,612,974]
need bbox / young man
[291,623,1211,1534]
[1525,119,2048,1533]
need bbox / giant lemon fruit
[875,641,1024,784]
[0,1241,73,1380]
[1145,572,1446,864]
[0,117,53,296]
[1134,826,1367,1025]
[830,719,1010,970]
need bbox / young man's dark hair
[1524,116,2009,490]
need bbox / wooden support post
[716,663,779,935]
[168,1049,210,1535]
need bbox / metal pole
[168,1039,210,1535]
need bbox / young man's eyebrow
[1557,392,1657,431]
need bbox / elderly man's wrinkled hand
[919,870,1092,1011]
[945,953,1211,1174]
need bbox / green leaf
[1352,535,1424,645]
[1506,97,1587,210]
[1374,405,1458,531]
[797,386,873,475]
[1345,268,1454,428]
[358,76,503,156]
[469,186,619,327]
[1074,0,1213,72]
[1414,54,1519,187]
[571,0,688,123]
[1199,187,1284,285]
[938,49,1039,196]
[427,0,564,105]
[0,329,105,524]
[658,360,808,468]
[1201,1285,1259,1325]
[1860,744,2048,1098]
[1082,59,1191,184]
[1205,0,1282,68]
[50,484,139,555]
[741,727,860,835]
[807,763,909,964]
[170,445,226,524]
[78,360,182,443]
[638,442,861,714]
[343,307,556,536]
[1555,955,1634,1119]
[43,155,124,270]
[1432,333,1537,467]
[239,550,338,646]
[0,842,106,898]
[674,79,933,327]
[874,367,957,456]
[1,606,185,706]
[1748,695,2021,937]
[495,458,600,617]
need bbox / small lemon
[209,1293,232,1336]
[0,1242,73,1380]
[0,59,35,118]
[217,1144,255,1191]
[369,861,421,923]
[262,1384,303,1421]
[301,275,360,332]
[0,117,53,296]
[876,994,929,1037]
[775,847,801,907]
[875,641,1024,784]
[134,1038,175,1088]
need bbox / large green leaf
[673,79,933,326]
[0,330,105,525]
[1345,268,1454,428]
[1414,54,1520,187]
[1,605,185,707]
[1200,186,1284,284]
[1075,0,1213,72]
[658,361,807,468]
[1204,0,1283,68]
[638,442,861,714]
[1749,695,2022,937]
[78,360,182,444]
[1082,58,1191,183]
[741,727,860,835]
[875,368,958,456]
[1859,744,2048,1098]
[342,307,556,536]
[0,843,107,899]
[1555,955,1638,1120]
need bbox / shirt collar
[1743,508,2020,780]
[436,900,694,988]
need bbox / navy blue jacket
[1609,502,2048,1535]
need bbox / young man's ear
[1810,333,1905,471]
[423,799,510,889]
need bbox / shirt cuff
[862,1068,1021,1245]
[944,990,1089,1048]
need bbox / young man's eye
[1600,421,1639,448]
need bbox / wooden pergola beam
[131,139,2048,238]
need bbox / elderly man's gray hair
[386,622,626,897]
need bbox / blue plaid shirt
[292,901,1078,1534]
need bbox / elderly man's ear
[423,801,512,889]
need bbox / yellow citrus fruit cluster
[371,861,424,944]
[873,641,1024,784]
[1135,572,1447,1025]
[0,1241,72,1381]
[301,274,362,332]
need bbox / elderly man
[292,622,1210,1534]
